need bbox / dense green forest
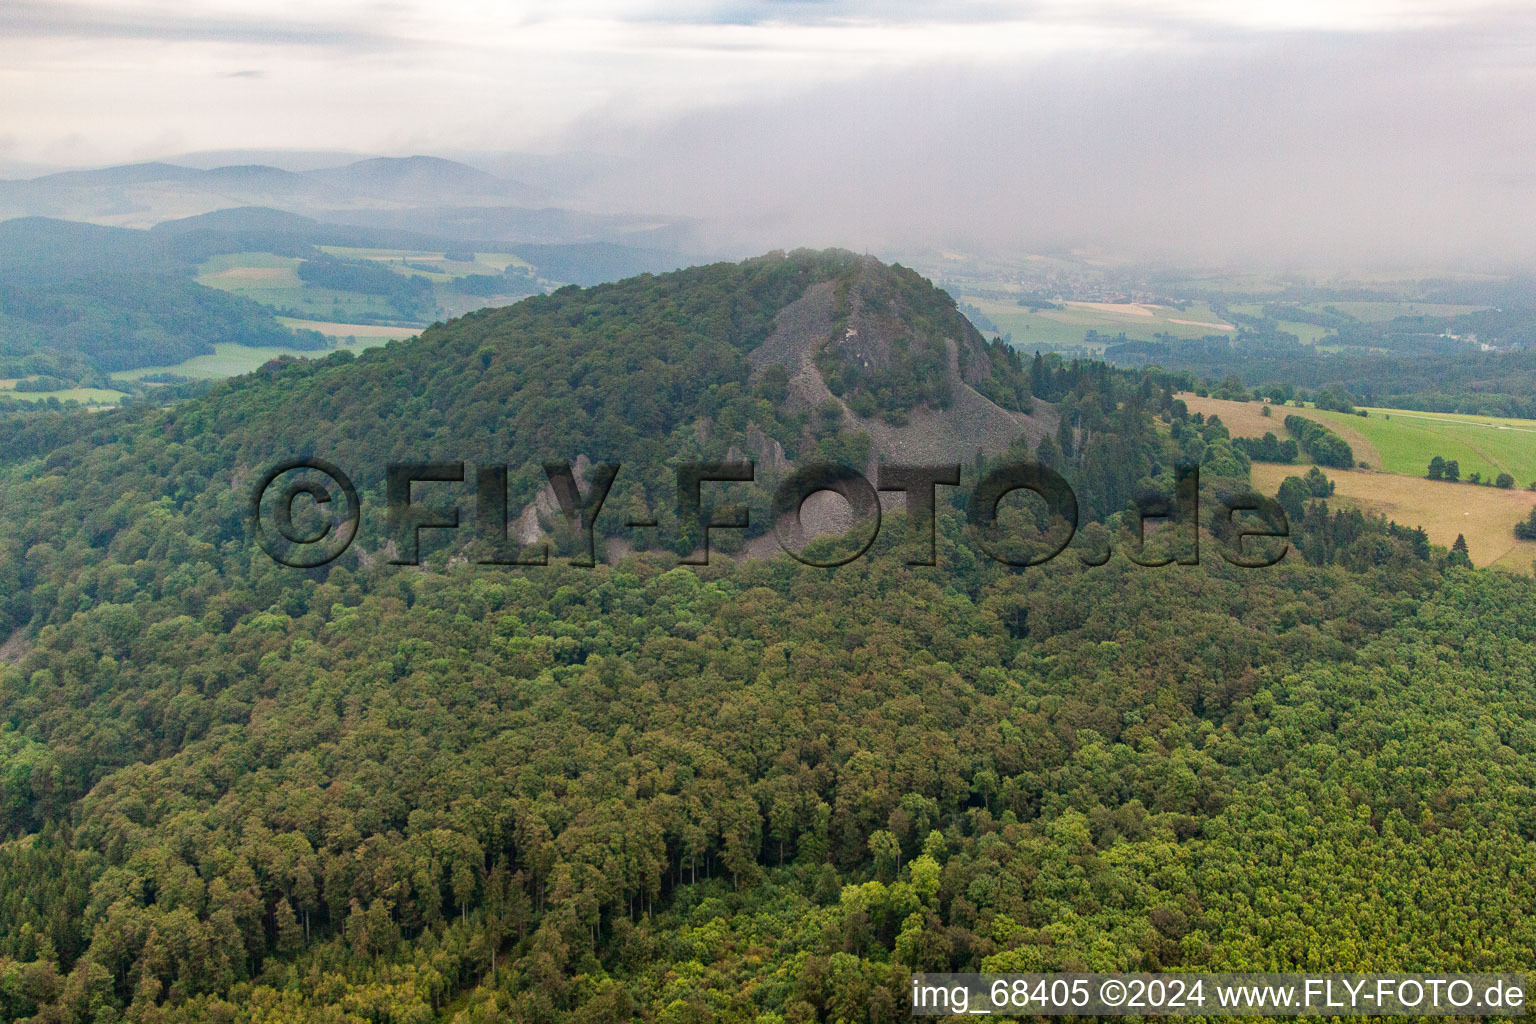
[0,218,329,382]
[0,252,1530,1022]
[1101,279,1536,417]
[0,216,688,386]
[296,256,435,320]
[1104,332,1536,419]
[1282,416,1354,469]
[0,274,326,380]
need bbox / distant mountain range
[0,154,693,248]
[1,155,540,216]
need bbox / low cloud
[0,0,398,48]
[3,1,1534,267]
[559,10,1536,267]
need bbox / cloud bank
[3,0,1534,265]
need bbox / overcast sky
[5,0,1536,264]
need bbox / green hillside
[0,252,1528,1023]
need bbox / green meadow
[316,246,534,278]
[196,251,422,319]
[196,248,536,325]
[0,386,129,406]
[109,343,343,383]
[1310,406,1536,485]
[964,295,1236,351]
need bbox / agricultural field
[110,343,341,382]
[1307,406,1536,485]
[1179,394,1536,484]
[1179,394,1384,465]
[0,379,130,406]
[195,251,303,297]
[1221,305,1333,344]
[965,295,1235,351]
[1251,463,1536,572]
[196,251,428,320]
[317,246,534,278]
[1181,394,1536,572]
[1272,320,1332,345]
[197,248,540,326]
[275,318,420,342]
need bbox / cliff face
[748,261,1051,470]
[477,252,1054,550]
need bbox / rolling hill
[0,213,698,389]
[0,156,693,249]
[305,155,543,205]
[0,157,535,225]
[0,251,1523,1023]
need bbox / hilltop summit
[11,249,1049,560]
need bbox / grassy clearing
[1273,320,1331,345]
[968,296,1235,352]
[276,318,420,340]
[317,246,525,279]
[1307,408,1536,485]
[1222,304,1333,345]
[1251,463,1536,573]
[1367,408,1536,429]
[201,277,407,319]
[110,344,336,382]
[2,376,128,406]
[197,248,532,329]
[197,252,303,289]
[200,251,300,273]
[477,253,535,273]
[1,387,129,406]
[197,251,430,319]
[318,246,440,261]
[1179,394,1284,436]
[1178,394,1385,468]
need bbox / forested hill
[2,250,1063,569]
[0,250,1525,1023]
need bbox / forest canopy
[0,251,1528,1023]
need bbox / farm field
[1178,394,1384,467]
[1251,463,1536,572]
[1271,320,1332,345]
[0,381,130,406]
[197,250,301,278]
[1363,408,1536,429]
[2,376,127,406]
[317,246,534,278]
[1307,407,1536,485]
[1179,394,1536,483]
[195,252,303,296]
[967,295,1234,351]
[110,343,343,382]
[1162,273,1287,294]
[276,318,420,341]
[1222,305,1333,344]
[195,252,426,320]
[195,248,537,325]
